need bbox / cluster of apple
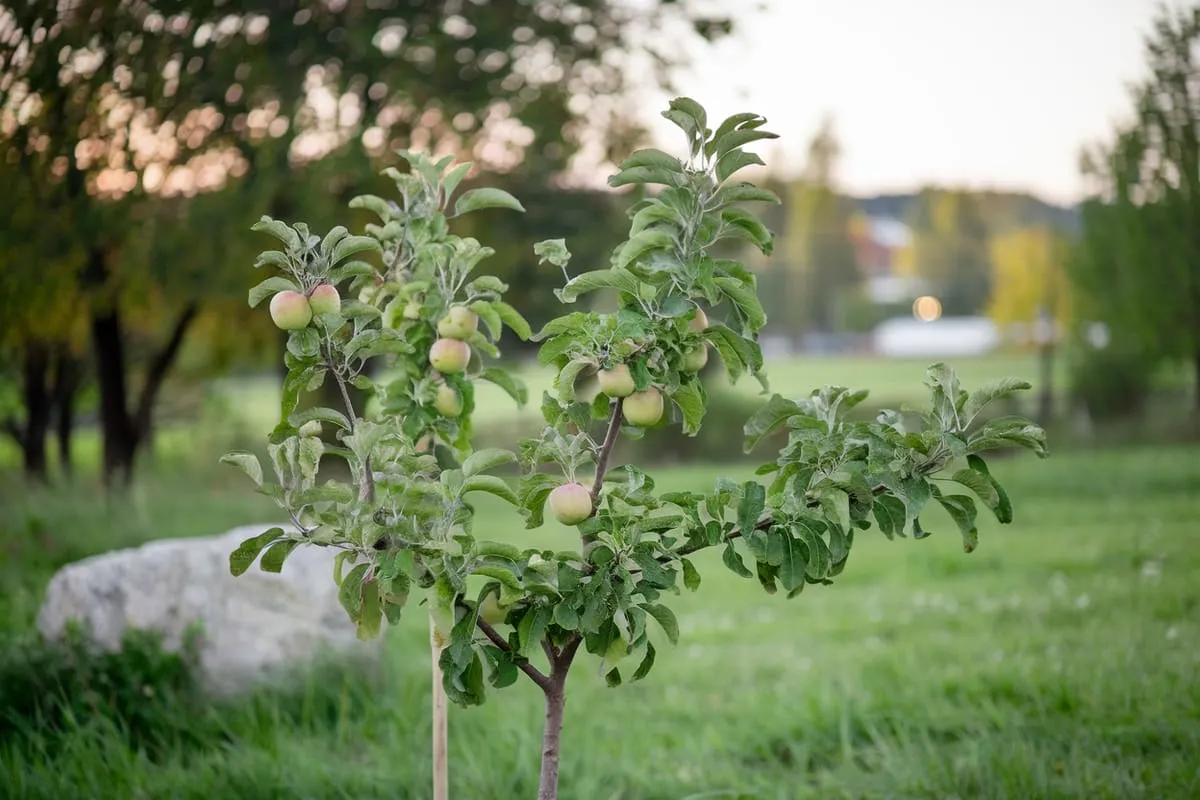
[268,284,341,329]
[426,305,478,418]
[545,307,710,528]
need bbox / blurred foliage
[986,226,1073,331]
[906,188,993,317]
[1067,337,1155,422]
[1071,3,1200,410]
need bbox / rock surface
[36,523,383,696]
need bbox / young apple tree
[221,98,1048,800]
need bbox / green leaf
[331,235,382,264]
[743,394,801,453]
[251,217,301,251]
[555,357,596,403]
[254,251,290,270]
[777,533,806,592]
[662,96,707,143]
[936,493,980,553]
[722,542,754,579]
[518,473,561,528]
[517,606,550,658]
[338,563,369,619]
[469,300,503,340]
[219,452,263,486]
[441,162,473,200]
[461,474,518,505]
[640,603,679,645]
[966,454,1013,523]
[631,640,657,681]
[289,406,352,432]
[492,301,532,341]
[356,578,382,640]
[630,203,684,236]
[872,495,906,540]
[793,519,830,579]
[557,268,642,303]
[534,238,571,268]
[737,481,766,536]
[463,448,516,478]
[713,128,779,158]
[248,277,300,308]
[681,557,701,591]
[672,380,707,436]
[608,166,685,189]
[719,207,773,255]
[478,367,528,407]
[716,182,782,206]
[716,149,765,183]
[714,276,767,332]
[229,527,285,576]
[260,539,299,574]
[618,148,684,172]
[454,187,526,216]
[614,231,675,271]
[963,378,1033,422]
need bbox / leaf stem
[331,362,375,503]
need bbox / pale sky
[640,0,1168,205]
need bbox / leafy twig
[475,616,552,692]
[590,398,624,503]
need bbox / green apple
[682,345,709,372]
[429,338,471,374]
[433,383,463,417]
[269,290,312,330]
[437,306,479,340]
[688,307,709,332]
[622,387,664,426]
[479,594,508,626]
[597,363,635,398]
[298,420,323,438]
[548,482,593,525]
[308,284,340,316]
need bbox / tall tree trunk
[54,351,81,478]
[4,342,54,482]
[91,306,137,485]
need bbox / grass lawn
[1,442,1198,798]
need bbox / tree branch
[475,617,552,692]
[133,302,199,442]
[591,397,624,503]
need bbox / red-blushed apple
[429,338,471,373]
[308,283,341,316]
[479,594,508,626]
[682,345,709,372]
[437,305,479,340]
[269,290,312,330]
[433,383,463,417]
[688,307,709,332]
[597,363,636,398]
[622,387,664,426]
[298,420,323,438]
[548,482,593,525]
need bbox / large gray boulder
[36,523,384,696]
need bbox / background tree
[779,117,861,343]
[1071,2,1200,411]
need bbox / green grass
[1,443,1198,798]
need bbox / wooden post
[430,617,449,800]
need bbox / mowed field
[1,439,1197,799]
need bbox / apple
[403,299,422,320]
[269,290,312,330]
[429,338,471,373]
[479,594,507,626]
[548,482,593,526]
[682,345,709,372]
[433,383,463,417]
[437,306,479,340]
[688,307,709,332]
[308,284,340,316]
[597,363,636,398]
[622,387,664,426]
[298,420,323,438]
